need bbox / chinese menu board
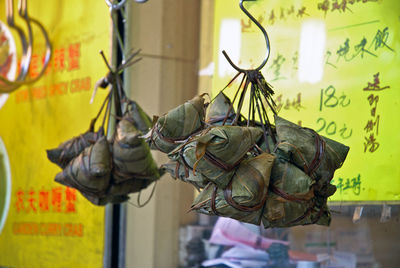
[212,0,400,202]
[0,0,110,267]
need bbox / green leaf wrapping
[54,136,112,197]
[262,157,332,228]
[147,95,206,153]
[190,153,275,225]
[125,100,152,133]
[112,118,160,183]
[162,160,208,190]
[206,92,235,125]
[169,126,263,189]
[46,128,104,168]
[274,115,349,185]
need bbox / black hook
[222,0,270,73]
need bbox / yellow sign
[212,0,400,202]
[0,0,110,267]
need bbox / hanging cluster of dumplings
[47,101,160,205]
[47,90,349,228]
[148,93,349,228]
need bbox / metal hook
[7,0,31,81]
[105,0,148,9]
[105,0,127,11]
[17,0,52,84]
[222,0,270,73]
[104,0,148,61]
[0,0,31,92]
[0,0,33,92]
[0,0,52,93]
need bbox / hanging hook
[0,0,31,93]
[17,0,52,84]
[105,0,148,9]
[105,0,127,11]
[222,0,270,73]
[6,0,31,81]
[0,0,52,93]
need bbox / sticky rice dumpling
[147,95,206,153]
[274,116,349,184]
[162,160,208,190]
[124,100,152,133]
[113,118,160,183]
[206,92,235,125]
[190,153,275,225]
[169,126,263,189]
[54,136,112,197]
[262,157,331,228]
[47,128,104,169]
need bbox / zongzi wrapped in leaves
[262,157,331,228]
[54,136,112,197]
[191,153,275,225]
[47,127,104,168]
[125,100,152,133]
[162,160,208,190]
[113,118,160,183]
[206,92,235,125]
[274,116,349,184]
[169,126,263,189]
[147,95,206,153]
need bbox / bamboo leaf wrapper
[112,117,160,183]
[262,157,332,228]
[47,128,104,169]
[169,126,263,189]
[191,153,275,225]
[162,160,208,190]
[54,137,112,198]
[125,100,153,133]
[147,95,206,153]
[274,115,349,186]
[206,92,235,125]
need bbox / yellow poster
[212,0,400,202]
[0,0,110,267]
